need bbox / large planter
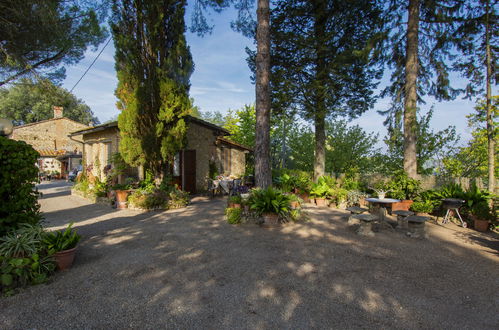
[474,218,489,232]
[262,212,279,227]
[315,198,327,207]
[54,247,77,271]
[299,193,310,203]
[392,200,414,212]
[228,203,241,209]
[115,190,130,209]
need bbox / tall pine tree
[111,0,193,180]
[270,0,384,180]
[380,0,464,178]
[454,0,497,192]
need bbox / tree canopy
[0,0,108,86]
[0,78,98,125]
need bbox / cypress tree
[111,0,193,180]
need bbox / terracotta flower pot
[299,194,310,203]
[115,190,130,209]
[474,218,489,232]
[290,201,300,209]
[54,247,77,271]
[233,203,242,209]
[315,198,327,207]
[392,200,414,212]
[262,212,279,226]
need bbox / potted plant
[372,180,391,200]
[288,194,302,209]
[228,195,242,208]
[44,223,81,270]
[112,183,132,209]
[389,173,421,211]
[470,201,493,232]
[249,187,291,226]
[310,180,330,206]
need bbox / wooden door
[182,150,196,194]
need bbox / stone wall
[82,127,120,179]
[11,118,89,153]
[185,122,218,192]
[229,147,246,177]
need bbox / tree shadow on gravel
[1,199,498,329]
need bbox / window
[222,147,231,174]
[173,152,180,176]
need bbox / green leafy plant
[0,224,55,294]
[112,183,131,191]
[310,179,331,199]
[249,187,291,216]
[329,187,349,204]
[388,172,421,200]
[410,200,434,214]
[0,224,46,258]
[43,223,81,253]
[226,207,242,224]
[470,201,494,221]
[346,190,368,207]
[228,195,242,204]
[128,189,168,209]
[167,188,189,209]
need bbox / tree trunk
[255,0,272,188]
[313,0,327,181]
[403,0,420,179]
[485,0,496,194]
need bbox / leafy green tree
[454,0,497,192]
[441,97,498,179]
[382,107,459,175]
[0,0,108,86]
[325,121,380,175]
[200,110,227,127]
[0,78,98,125]
[270,0,384,180]
[111,0,193,179]
[380,0,465,177]
[223,105,256,148]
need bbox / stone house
[69,116,251,193]
[10,107,89,178]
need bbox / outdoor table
[212,179,234,195]
[365,198,401,225]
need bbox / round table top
[365,198,401,204]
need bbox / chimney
[53,106,63,119]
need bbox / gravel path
[1,181,498,329]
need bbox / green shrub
[0,137,42,236]
[228,195,242,204]
[310,180,330,198]
[346,190,368,207]
[226,207,242,224]
[167,189,189,209]
[249,187,291,216]
[128,189,168,209]
[410,200,434,213]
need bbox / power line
[70,37,112,93]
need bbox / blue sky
[61,5,490,147]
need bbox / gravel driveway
[1,181,498,329]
